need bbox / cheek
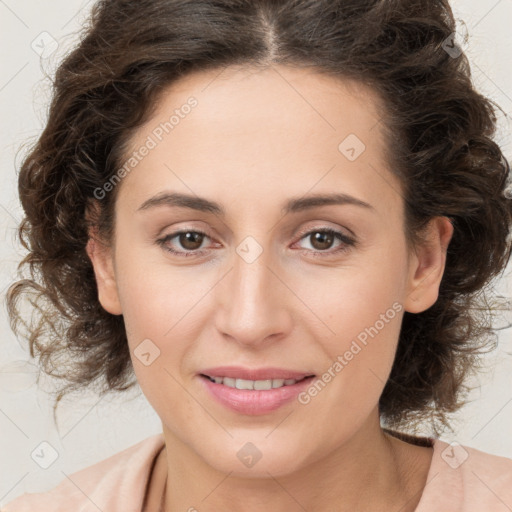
[113,249,214,388]
[299,293,403,431]
[296,243,406,339]
[295,243,406,403]
[320,282,402,387]
[114,243,194,332]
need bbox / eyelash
[156,227,356,259]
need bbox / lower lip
[198,374,316,415]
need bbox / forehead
[138,64,386,146]
[117,64,402,220]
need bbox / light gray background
[0,0,511,506]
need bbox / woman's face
[88,64,452,476]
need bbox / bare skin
[87,64,452,511]
[143,445,167,512]
[143,433,434,512]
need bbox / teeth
[271,379,284,388]
[237,378,257,390]
[223,377,236,388]
[253,379,272,390]
[206,375,304,389]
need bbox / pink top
[2,432,512,511]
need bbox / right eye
[156,229,213,257]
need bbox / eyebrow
[137,191,375,216]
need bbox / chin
[196,436,311,478]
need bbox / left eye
[156,228,355,258]
[295,228,355,253]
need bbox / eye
[294,227,356,257]
[156,227,356,259]
[156,229,212,258]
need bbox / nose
[214,239,293,348]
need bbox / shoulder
[416,438,512,511]
[456,441,512,506]
[1,433,165,512]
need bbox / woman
[3,0,512,511]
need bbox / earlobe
[85,233,123,315]
[403,217,454,314]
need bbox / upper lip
[199,366,315,381]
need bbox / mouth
[198,371,317,415]
[199,373,316,390]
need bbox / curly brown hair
[6,0,512,437]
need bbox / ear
[85,221,123,316]
[403,216,454,314]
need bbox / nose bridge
[215,234,292,345]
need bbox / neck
[157,410,428,512]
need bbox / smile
[198,374,317,415]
